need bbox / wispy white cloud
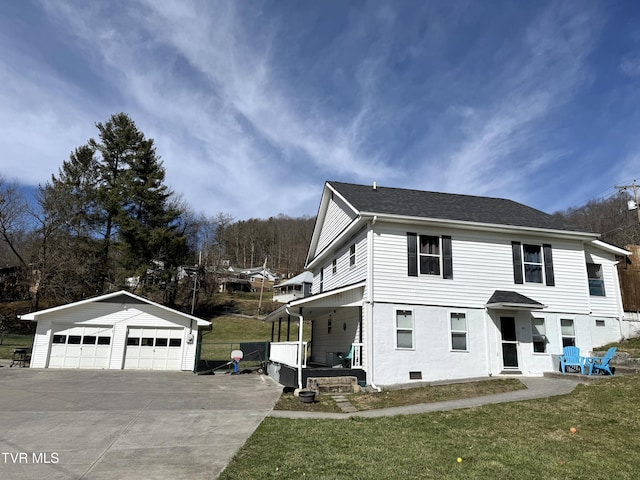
[1,0,639,220]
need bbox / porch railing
[269,341,308,368]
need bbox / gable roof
[274,271,313,289]
[328,181,589,233]
[19,290,210,326]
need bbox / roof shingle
[329,181,589,233]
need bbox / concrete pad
[0,367,281,479]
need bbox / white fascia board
[306,216,367,269]
[305,182,362,267]
[357,211,600,240]
[19,290,210,326]
[485,302,547,311]
[589,239,630,256]
[289,281,366,307]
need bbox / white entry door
[49,325,113,369]
[124,328,184,370]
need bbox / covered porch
[264,281,366,389]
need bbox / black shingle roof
[487,290,544,306]
[329,181,590,233]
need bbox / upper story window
[319,268,324,293]
[332,259,337,275]
[511,242,554,286]
[587,263,605,296]
[407,233,453,279]
[420,236,440,275]
[349,244,356,267]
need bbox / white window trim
[349,244,356,268]
[522,243,544,284]
[531,316,548,355]
[560,317,576,347]
[419,235,442,276]
[395,308,415,350]
[448,310,468,352]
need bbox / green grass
[220,374,640,479]
[595,337,640,357]
[0,334,32,359]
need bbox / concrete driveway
[0,367,282,479]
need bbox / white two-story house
[265,181,629,389]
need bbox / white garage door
[49,325,113,369]
[124,328,184,370]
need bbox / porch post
[285,306,304,390]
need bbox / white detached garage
[20,290,211,371]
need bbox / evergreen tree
[41,113,188,298]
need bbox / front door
[500,316,519,370]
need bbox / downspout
[286,306,304,390]
[366,216,381,392]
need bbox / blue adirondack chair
[559,346,585,374]
[587,347,617,376]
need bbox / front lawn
[0,334,32,359]
[220,374,640,479]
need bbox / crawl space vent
[409,371,422,380]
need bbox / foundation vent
[409,371,422,380]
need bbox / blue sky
[1,1,640,220]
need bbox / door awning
[485,290,546,310]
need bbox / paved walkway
[269,376,584,419]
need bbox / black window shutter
[407,232,417,277]
[543,244,555,286]
[442,235,453,279]
[512,241,523,284]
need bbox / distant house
[273,271,313,303]
[265,181,630,389]
[20,290,210,371]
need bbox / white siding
[585,246,624,318]
[313,230,367,294]
[314,195,357,257]
[310,308,361,366]
[372,222,592,314]
[30,301,201,371]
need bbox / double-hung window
[407,233,453,279]
[395,310,414,349]
[561,319,575,347]
[587,263,605,296]
[531,317,547,353]
[511,242,555,286]
[450,312,467,351]
[420,236,440,275]
[349,244,356,267]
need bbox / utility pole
[615,180,640,224]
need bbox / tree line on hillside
[554,191,640,248]
[0,113,315,312]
